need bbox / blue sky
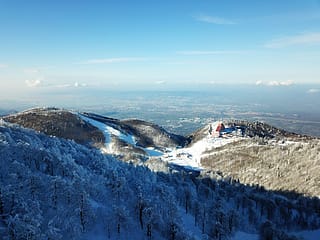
[1,0,320,96]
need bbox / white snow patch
[79,114,137,154]
[144,147,163,157]
[160,134,244,171]
[79,115,112,144]
[105,125,136,146]
[0,119,6,126]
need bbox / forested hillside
[1,119,320,239]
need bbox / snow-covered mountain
[188,121,320,198]
[1,108,320,240]
[3,108,106,147]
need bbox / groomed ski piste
[161,127,244,171]
[79,114,163,157]
[79,114,245,172]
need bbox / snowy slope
[159,122,246,171]
[79,114,136,153]
[79,115,246,171]
[79,114,163,157]
[161,134,243,170]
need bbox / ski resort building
[210,122,245,137]
[215,123,225,132]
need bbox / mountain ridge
[4,107,316,150]
[2,107,319,196]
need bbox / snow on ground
[144,147,163,157]
[79,114,163,157]
[105,125,136,146]
[81,116,300,173]
[79,114,136,153]
[0,119,6,125]
[232,231,258,240]
[159,121,246,170]
[160,134,244,171]
[80,114,247,171]
[79,115,113,145]
[190,135,242,162]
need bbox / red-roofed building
[215,123,225,132]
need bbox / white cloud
[177,50,247,55]
[77,57,147,64]
[25,78,42,87]
[267,81,282,86]
[256,80,294,86]
[265,32,320,48]
[47,82,88,88]
[255,80,263,86]
[74,82,88,87]
[307,88,320,93]
[195,14,236,25]
[267,80,294,86]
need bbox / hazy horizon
[1,84,320,137]
[0,83,319,109]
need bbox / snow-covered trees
[1,121,320,239]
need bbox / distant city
[1,84,320,137]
